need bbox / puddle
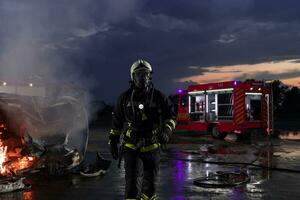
[160,148,273,199]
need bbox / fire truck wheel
[211,127,227,139]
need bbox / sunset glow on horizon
[176,59,300,87]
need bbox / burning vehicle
[0,82,109,193]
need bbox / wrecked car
[0,82,110,193]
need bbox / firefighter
[109,59,176,200]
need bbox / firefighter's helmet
[130,59,152,80]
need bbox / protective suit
[109,59,176,200]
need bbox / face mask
[133,69,151,90]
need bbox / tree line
[271,80,300,120]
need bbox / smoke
[0,0,141,154]
[0,0,141,83]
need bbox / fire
[10,156,36,173]
[0,139,36,176]
[23,191,34,200]
[0,140,8,174]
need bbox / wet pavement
[1,126,300,200]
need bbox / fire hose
[167,138,300,188]
[193,171,250,188]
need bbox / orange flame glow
[0,139,36,176]
[0,140,8,174]
[23,191,34,200]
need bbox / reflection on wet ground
[1,128,300,199]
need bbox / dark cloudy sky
[1,0,300,103]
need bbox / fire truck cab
[175,80,272,139]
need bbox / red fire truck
[175,80,272,139]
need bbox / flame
[23,191,34,200]
[0,140,8,174]
[11,156,36,173]
[0,139,36,176]
[0,121,37,176]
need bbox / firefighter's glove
[109,134,119,160]
[158,125,172,144]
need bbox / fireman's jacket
[109,85,176,153]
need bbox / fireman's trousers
[124,147,160,199]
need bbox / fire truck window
[189,95,205,121]
[190,96,195,112]
[217,93,233,120]
[245,94,262,121]
[251,100,261,120]
[207,94,216,121]
[218,93,232,104]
